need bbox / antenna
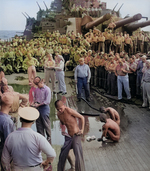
[36,1,42,10]
[22,12,27,19]
[117,3,124,12]
[43,1,48,11]
[112,3,118,11]
[25,12,30,18]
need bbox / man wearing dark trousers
[33,76,52,144]
[74,58,91,102]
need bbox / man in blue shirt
[0,92,15,171]
[74,58,91,102]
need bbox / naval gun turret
[81,13,111,34]
[114,13,142,29]
[125,20,150,33]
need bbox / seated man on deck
[99,107,120,125]
[98,113,120,142]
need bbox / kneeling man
[98,113,120,142]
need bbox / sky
[0,0,150,31]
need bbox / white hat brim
[18,107,39,121]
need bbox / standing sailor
[44,53,56,93]
[74,58,91,102]
[55,55,67,95]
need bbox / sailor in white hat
[1,107,56,171]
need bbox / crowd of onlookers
[85,50,150,109]
[0,28,150,107]
[0,28,149,73]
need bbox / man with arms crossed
[55,100,85,171]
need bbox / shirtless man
[99,107,120,125]
[55,100,85,171]
[98,113,120,142]
[1,83,28,113]
[125,34,132,56]
[91,33,98,52]
[97,32,105,52]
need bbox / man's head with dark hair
[55,100,65,113]
[99,113,107,123]
[0,67,4,72]
[99,107,106,113]
[33,76,44,88]
[20,117,34,123]
[33,76,41,85]
[55,100,61,108]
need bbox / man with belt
[1,107,56,171]
[44,53,56,93]
[115,58,131,100]
[55,100,85,171]
[33,76,52,144]
[74,58,91,102]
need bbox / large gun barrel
[114,13,142,29]
[82,13,111,30]
[125,20,150,32]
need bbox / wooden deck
[3,71,150,171]
[63,72,150,171]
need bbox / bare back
[103,119,120,137]
[106,107,120,125]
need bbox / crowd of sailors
[0,28,150,104]
[0,28,150,170]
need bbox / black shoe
[57,91,62,94]
[127,98,132,103]
[97,138,103,142]
[77,99,81,102]
[62,92,67,95]
[86,98,91,102]
[53,91,56,94]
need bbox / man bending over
[99,107,120,125]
